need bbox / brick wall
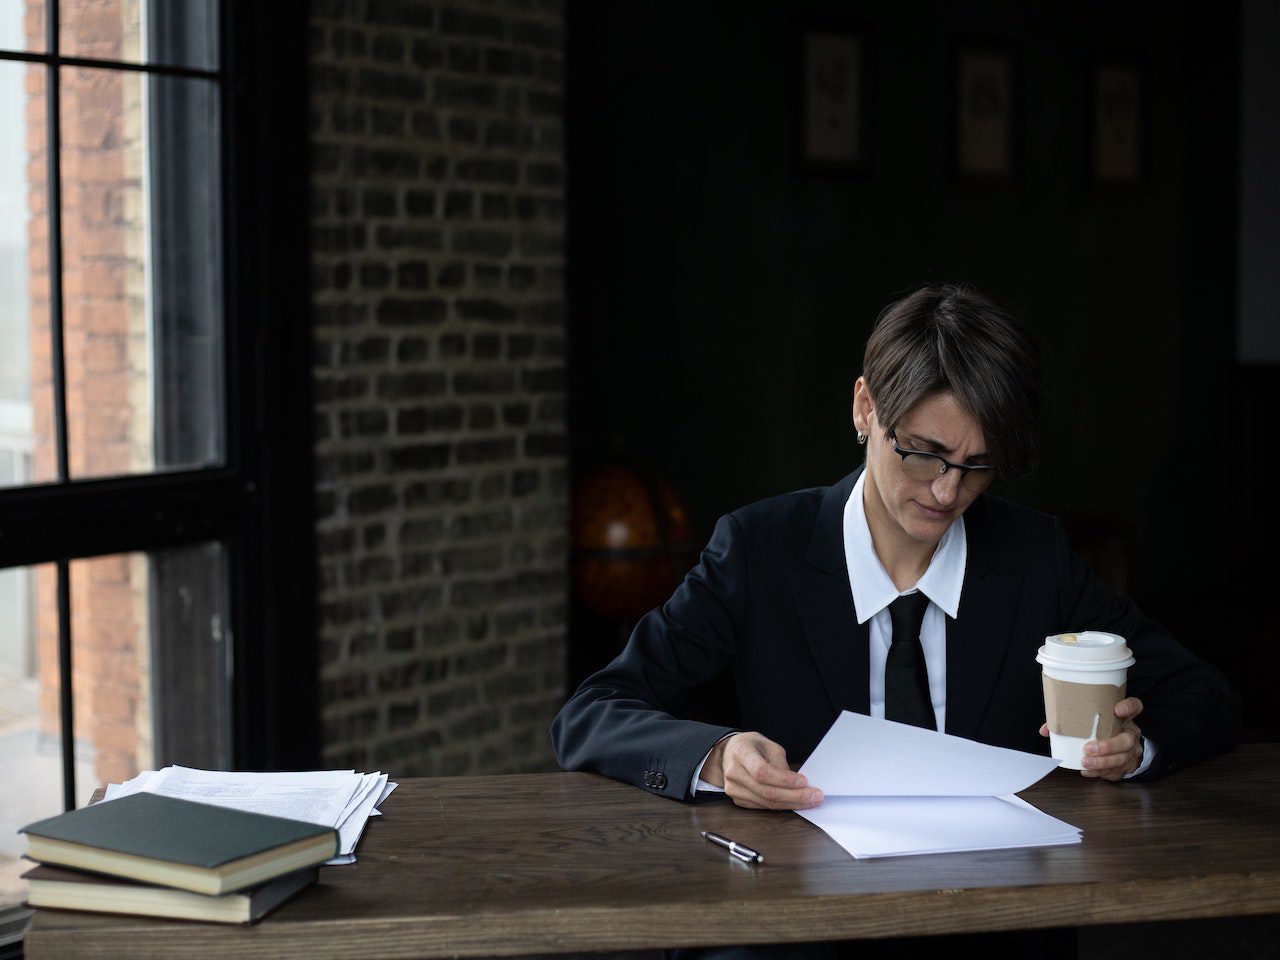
[309,0,568,775]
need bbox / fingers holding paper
[704,732,823,810]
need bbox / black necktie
[886,592,937,730]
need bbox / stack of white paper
[796,712,1081,859]
[101,766,397,865]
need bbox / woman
[552,284,1240,956]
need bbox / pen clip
[727,845,756,863]
[702,831,762,864]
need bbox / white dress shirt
[845,471,961,730]
[692,471,1151,793]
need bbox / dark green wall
[567,2,1241,611]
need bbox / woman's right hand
[702,732,824,810]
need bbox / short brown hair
[862,284,1041,478]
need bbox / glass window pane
[59,0,218,70]
[0,561,67,916]
[69,553,157,791]
[0,544,231,915]
[70,543,231,794]
[60,67,224,480]
[0,60,55,489]
[0,0,45,54]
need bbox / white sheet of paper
[116,766,362,829]
[363,781,398,817]
[336,772,388,855]
[102,771,156,801]
[98,766,395,864]
[791,712,1080,859]
[797,793,1080,859]
[798,711,1061,797]
[338,772,383,825]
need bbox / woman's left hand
[1039,696,1145,781]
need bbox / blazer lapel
[787,468,869,717]
[787,568,869,717]
[945,497,1023,741]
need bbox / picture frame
[795,18,872,175]
[952,41,1020,184]
[1092,61,1142,189]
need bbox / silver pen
[701,830,764,864]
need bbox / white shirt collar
[842,470,967,624]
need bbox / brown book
[23,864,317,924]
[20,793,337,895]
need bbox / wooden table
[23,744,1280,959]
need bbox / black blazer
[551,467,1242,800]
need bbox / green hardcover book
[22,864,318,924]
[20,793,338,896]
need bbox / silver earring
[856,432,867,445]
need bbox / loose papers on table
[101,766,397,864]
[796,711,1080,859]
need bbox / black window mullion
[44,0,77,815]
[0,49,218,82]
[0,471,257,568]
[55,557,75,812]
[44,1,67,485]
[221,0,318,772]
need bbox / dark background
[565,0,1277,739]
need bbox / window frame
[0,0,317,817]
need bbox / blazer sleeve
[550,513,748,800]
[1052,518,1242,781]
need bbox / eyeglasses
[889,432,996,492]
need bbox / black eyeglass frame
[887,431,996,490]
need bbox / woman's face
[852,380,991,548]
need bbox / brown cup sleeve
[1042,675,1127,740]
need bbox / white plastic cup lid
[1037,631,1134,668]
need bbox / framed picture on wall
[953,42,1020,183]
[1093,63,1142,188]
[796,19,871,175]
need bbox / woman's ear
[852,377,875,435]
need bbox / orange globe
[571,466,697,620]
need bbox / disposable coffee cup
[1036,632,1134,770]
